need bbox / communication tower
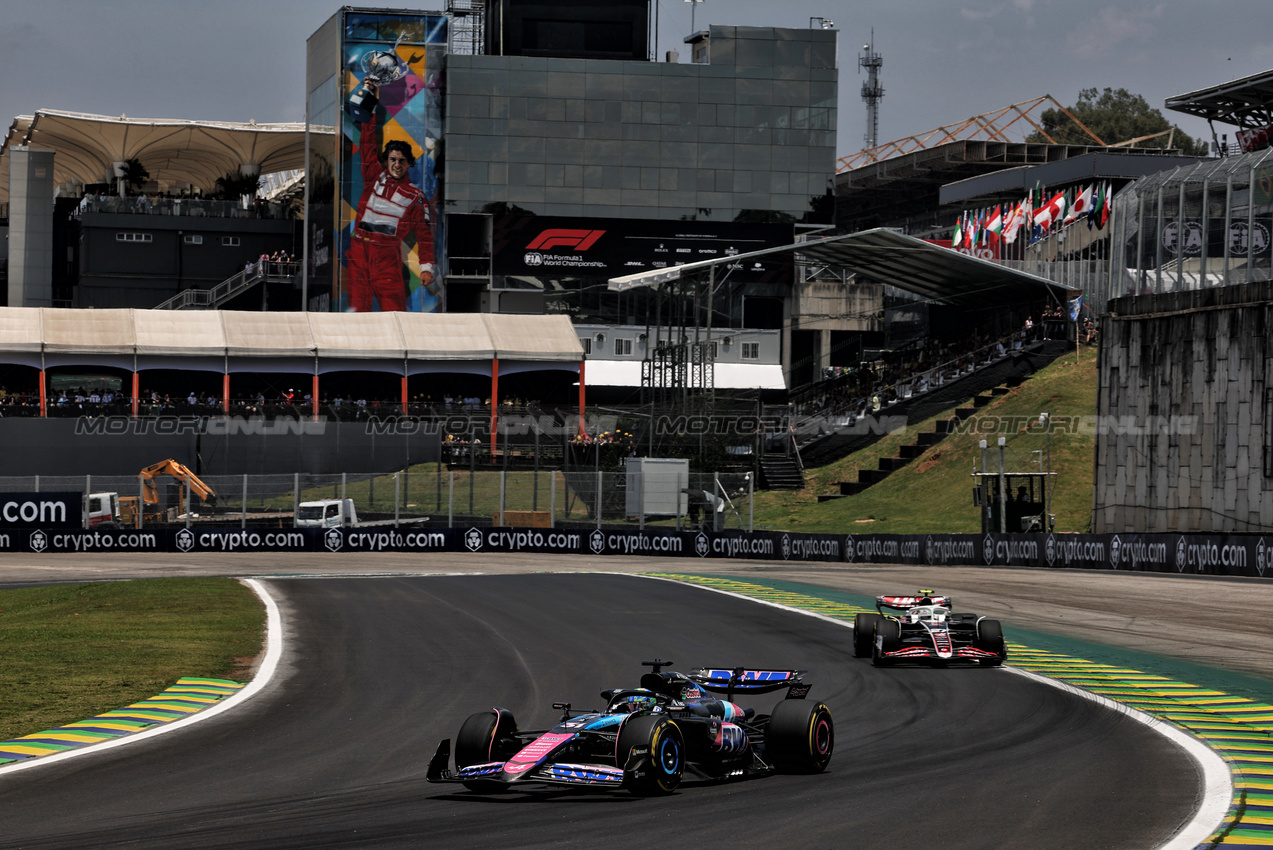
[859,31,884,150]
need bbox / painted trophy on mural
[340,13,446,313]
[346,33,412,124]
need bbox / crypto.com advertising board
[0,523,1270,579]
[338,11,446,313]
[492,216,795,283]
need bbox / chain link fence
[0,466,756,531]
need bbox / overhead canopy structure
[837,96,1105,172]
[0,109,332,203]
[1166,68,1273,130]
[0,308,584,373]
[610,228,1076,309]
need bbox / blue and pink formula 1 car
[853,590,1007,667]
[426,660,833,795]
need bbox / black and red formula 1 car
[426,660,833,795]
[852,590,1006,667]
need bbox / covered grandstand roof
[1165,68,1273,129]
[0,110,332,203]
[610,228,1075,309]
[833,139,1184,233]
[0,309,584,369]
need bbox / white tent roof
[0,109,332,202]
[0,308,585,365]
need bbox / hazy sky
[3,0,1270,161]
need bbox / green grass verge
[0,578,265,742]
[751,345,1098,533]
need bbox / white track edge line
[634,573,1232,850]
[0,577,283,777]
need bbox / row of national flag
[952,181,1112,249]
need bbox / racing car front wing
[426,738,633,789]
[879,646,1002,662]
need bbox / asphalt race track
[0,573,1200,849]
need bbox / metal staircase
[154,261,299,310]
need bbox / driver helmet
[611,691,660,714]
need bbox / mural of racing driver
[348,81,435,312]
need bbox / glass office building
[443,23,837,327]
[444,25,837,221]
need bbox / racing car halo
[853,590,1007,667]
[427,660,833,795]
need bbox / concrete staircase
[759,455,805,490]
[815,373,1033,503]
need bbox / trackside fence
[0,469,757,532]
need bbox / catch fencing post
[714,472,720,531]
[341,472,346,501]
[138,475,144,529]
[638,470,644,531]
[293,473,300,527]
[448,470,454,529]
[185,479,192,529]
[596,470,602,530]
[748,472,754,532]
[395,472,401,527]
[242,474,247,528]
[550,470,556,528]
[996,438,1007,534]
[499,471,505,527]
[676,472,684,531]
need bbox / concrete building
[305,3,855,395]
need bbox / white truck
[85,492,126,528]
[294,498,426,529]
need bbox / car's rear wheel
[976,618,1006,667]
[455,709,518,792]
[617,715,683,795]
[853,613,882,657]
[872,619,901,667]
[766,699,834,773]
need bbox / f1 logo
[525,229,605,251]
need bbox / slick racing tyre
[976,618,1007,667]
[872,618,901,667]
[766,699,834,773]
[618,715,684,795]
[853,613,882,658]
[454,709,519,792]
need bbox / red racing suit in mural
[347,114,435,312]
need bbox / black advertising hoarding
[0,492,83,529]
[491,216,795,283]
[0,525,1269,580]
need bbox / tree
[214,171,263,201]
[117,158,149,194]
[1029,87,1208,156]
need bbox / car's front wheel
[454,709,519,792]
[618,715,683,795]
[853,613,882,657]
[766,699,834,773]
[976,618,1006,667]
[872,619,901,667]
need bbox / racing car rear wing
[876,594,952,611]
[686,668,811,700]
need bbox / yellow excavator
[137,458,218,522]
